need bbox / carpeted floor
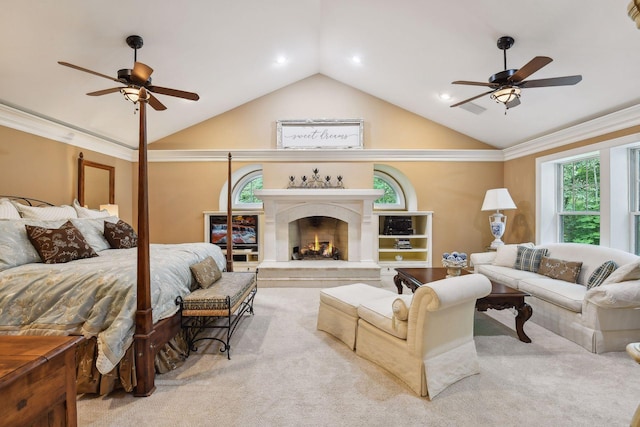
[77,284,640,426]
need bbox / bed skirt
[76,331,190,395]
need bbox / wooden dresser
[0,336,83,427]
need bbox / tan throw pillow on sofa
[190,256,222,289]
[537,256,582,283]
[602,260,640,285]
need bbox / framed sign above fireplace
[277,119,363,149]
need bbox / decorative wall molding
[2,99,640,163]
[0,102,134,161]
[144,148,504,162]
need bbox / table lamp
[481,188,516,249]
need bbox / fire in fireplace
[290,216,347,261]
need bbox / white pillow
[14,202,77,220]
[493,242,535,267]
[70,216,118,252]
[73,199,110,219]
[0,198,21,219]
[0,218,65,271]
[602,260,640,285]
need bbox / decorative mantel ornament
[288,169,344,189]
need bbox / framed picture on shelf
[276,119,363,149]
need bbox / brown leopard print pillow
[104,220,138,249]
[25,220,98,264]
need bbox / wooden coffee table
[394,267,532,343]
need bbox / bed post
[226,152,234,272]
[77,153,85,206]
[133,91,156,396]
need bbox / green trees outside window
[238,176,263,204]
[560,157,600,245]
[373,175,398,204]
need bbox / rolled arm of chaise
[469,252,497,271]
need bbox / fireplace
[254,188,383,287]
[291,216,347,260]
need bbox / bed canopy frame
[132,94,233,396]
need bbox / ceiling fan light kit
[450,35,582,111]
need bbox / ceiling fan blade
[148,85,200,101]
[147,93,167,111]
[506,97,521,109]
[86,87,123,96]
[452,80,498,88]
[450,89,495,108]
[132,62,153,84]
[519,75,582,88]
[509,56,553,83]
[58,61,120,83]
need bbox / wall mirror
[78,152,115,208]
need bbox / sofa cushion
[515,247,548,272]
[537,256,582,283]
[319,283,392,317]
[602,260,640,285]
[587,260,618,289]
[358,295,410,340]
[392,297,410,321]
[476,264,541,289]
[518,278,586,312]
[493,243,534,267]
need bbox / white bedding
[0,242,226,374]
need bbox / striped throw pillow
[514,246,548,272]
[587,260,617,289]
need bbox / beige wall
[149,74,502,258]
[0,125,134,223]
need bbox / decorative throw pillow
[587,260,618,289]
[14,202,78,220]
[392,298,409,321]
[73,199,110,219]
[493,242,535,267]
[602,260,640,285]
[104,220,138,249]
[0,198,21,219]
[25,220,98,264]
[514,246,548,272]
[537,256,582,283]
[190,256,222,288]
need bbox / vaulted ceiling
[2,0,640,151]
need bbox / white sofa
[317,275,492,399]
[470,243,640,353]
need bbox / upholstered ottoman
[317,283,391,350]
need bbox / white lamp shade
[100,204,119,217]
[481,188,516,211]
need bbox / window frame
[373,170,406,210]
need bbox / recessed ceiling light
[351,55,362,64]
[439,93,452,101]
[276,56,287,65]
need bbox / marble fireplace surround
[255,189,382,262]
[254,188,383,287]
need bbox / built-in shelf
[375,211,433,274]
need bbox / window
[558,157,600,244]
[234,170,263,209]
[373,171,405,209]
[632,149,640,255]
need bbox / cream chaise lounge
[317,275,492,399]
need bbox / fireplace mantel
[255,189,383,263]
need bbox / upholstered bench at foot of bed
[317,283,393,350]
[177,271,257,359]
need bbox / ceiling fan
[58,35,199,111]
[450,36,582,110]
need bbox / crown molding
[144,148,504,162]
[503,103,640,160]
[0,102,135,161]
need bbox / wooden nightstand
[0,335,84,427]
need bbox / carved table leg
[393,274,404,294]
[515,302,533,343]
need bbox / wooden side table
[0,335,84,427]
